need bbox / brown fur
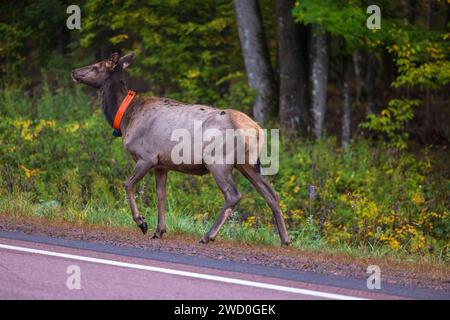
[228,109,264,163]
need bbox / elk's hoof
[138,222,148,235]
[199,236,214,244]
[152,229,166,239]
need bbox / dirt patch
[0,214,449,291]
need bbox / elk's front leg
[125,160,153,234]
[152,168,167,239]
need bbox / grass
[1,190,448,268]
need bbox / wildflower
[309,185,316,200]
[20,165,40,178]
[411,192,425,206]
[390,239,400,250]
[244,216,255,229]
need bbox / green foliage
[361,99,420,150]
[275,137,449,258]
[363,26,450,149]
[80,0,249,106]
[0,0,76,85]
[293,0,368,49]
[294,0,449,150]
[388,29,450,89]
[0,0,253,111]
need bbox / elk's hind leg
[125,160,154,234]
[200,165,241,244]
[152,168,167,239]
[238,164,290,246]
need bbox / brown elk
[71,52,290,245]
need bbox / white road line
[0,243,367,300]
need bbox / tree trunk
[342,58,351,149]
[234,0,276,123]
[276,0,308,135]
[365,52,378,115]
[406,0,417,25]
[309,24,328,139]
[352,50,363,106]
[425,0,433,128]
[447,0,450,27]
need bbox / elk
[71,52,290,245]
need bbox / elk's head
[71,52,134,89]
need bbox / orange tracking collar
[113,90,136,130]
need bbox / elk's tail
[228,110,264,172]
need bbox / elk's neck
[100,77,128,128]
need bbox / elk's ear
[119,52,134,69]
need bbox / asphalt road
[0,231,448,300]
